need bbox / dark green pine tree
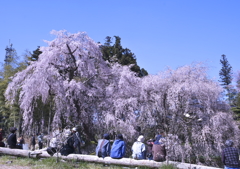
[101,36,112,61]
[219,54,232,86]
[219,54,234,103]
[101,36,148,77]
[28,46,42,62]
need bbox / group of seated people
[95,131,166,162]
[4,127,25,149]
[46,129,166,162]
[47,127,84,156]
[4,126,166,162]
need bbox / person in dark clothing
[19,135,25,145]
[7,127,17,149]
[110,134,126,159]
[17,135,25,149]
[37,133,44,149]
[30,134,36,151]
[0,128,3,142]
[60,133,75,156]
[0,128,5,147]
[146,138,155,160]
[72,127,82,154]
[96,133,111,158]
[154,135,162,144]
[222,140,240,169]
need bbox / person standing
[37,133,44,149]
[30,134,36,151]
[222,140,240,169]
[96,133,111,158]
[132,135,146,160]
[110,134,126,159]
[7,127,17,149]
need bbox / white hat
[137,135,144,142]
[72,127,77,131]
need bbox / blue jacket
[37,135,43,143]
[96,139,111,158]
[110,139,125,159]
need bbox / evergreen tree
[101,36,112,61]
[219,54,232,86]
[101,36,148,77]
[219,54,234,102]
[25,46,42,64]
[30,46,42,62]
[0,44,27,132]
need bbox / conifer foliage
[101,36,148,77]
[219,54,233,87]
[237,71,240,92]
[28,46,42,62]
[219,54,237,105]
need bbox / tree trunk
[0,147,221,169]
[0,147,161,167]
[0,147,50,158]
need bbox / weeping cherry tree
[5,30,111,139]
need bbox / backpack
[47,147,56,156]
[0,141,5,147]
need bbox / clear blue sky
[0,0,239,82]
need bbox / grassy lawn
[0,155,177,169]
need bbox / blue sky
[0,0,239,82]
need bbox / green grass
[0,155,178,169]
[159,164,178,169]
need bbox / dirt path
[0,165,31,169]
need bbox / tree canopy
[219,54,235,101]
[219,54,233,87]
[4,30,240,164]
[27,46,42,63]
[101,36,148,77]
